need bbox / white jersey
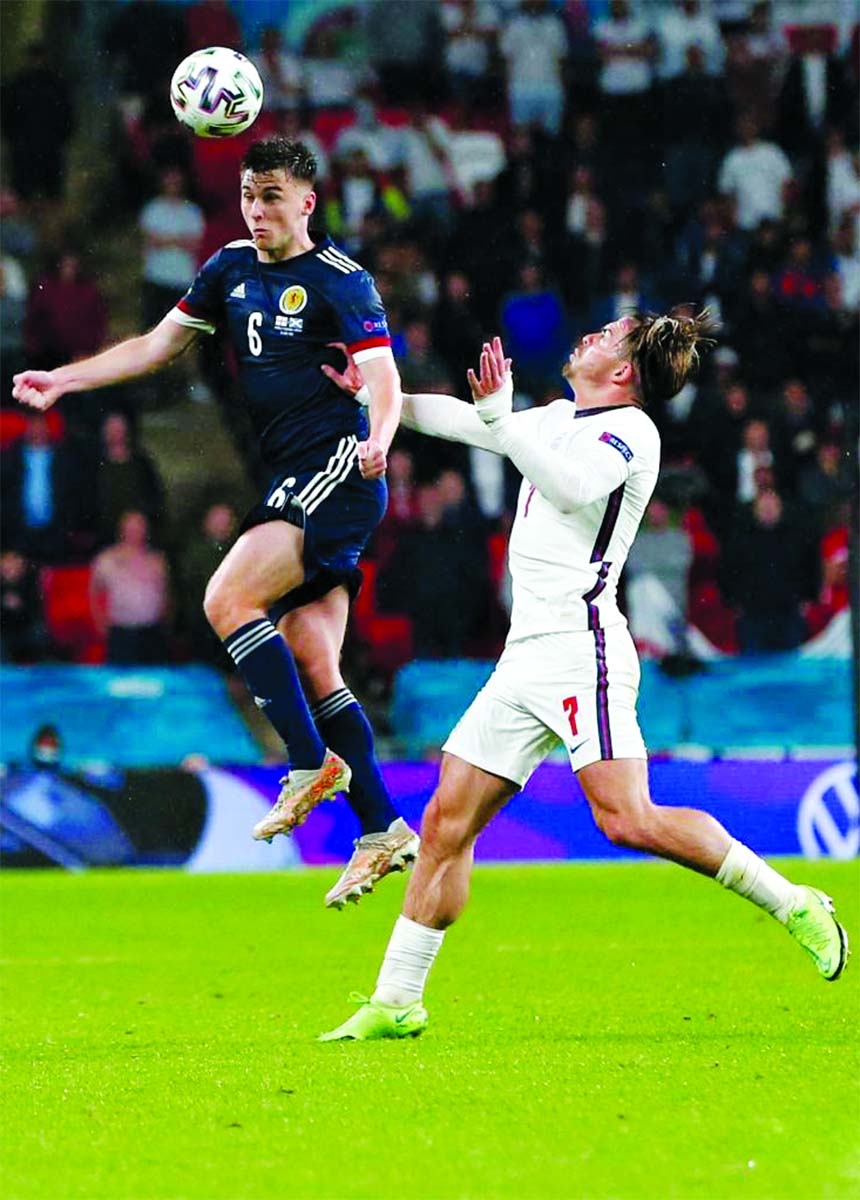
[505,400,660,642]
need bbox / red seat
[351,559,413,677]
[0,409,65,449]
[40,565,107,663]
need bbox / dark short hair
[241,136,317,184]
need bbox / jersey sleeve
[167,249,225,336]
[488,403,658,513]
[331,271,392,366]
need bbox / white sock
[715,839,801,924]
[372,915,445,1006]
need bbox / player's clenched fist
[357,438,386,479]
[12,370,65,411]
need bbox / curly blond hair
[622,309,716,405]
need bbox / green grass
[1,861,858,1200]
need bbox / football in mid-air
[169,46,263,138]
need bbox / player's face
[240,169,316,261]
[563,316,638,385]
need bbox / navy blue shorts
[239,434,387,621]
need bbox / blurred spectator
[377,475,489,657]
[798,272,859,401]
[588,262,659,331]
[178,500,237,664]
[717,113,794,232]
[94,412,167,548]
[256,26,304,114]
[0,549,47,663]
[745,216,785,276]
[185,0,242,52]
[1,43,74,203]
[655,0,724,80]
[394,103,457,248]
[0,255,28,404]
[774,235,828,312]
[676,212,747,314]
[25,253,108,371]
[825,128,860,237]
[830,213,860,313]
[735,418,776,504]
[500,262,570,397]
[721,9,781,133]
[498,0,568,137]
[811,503,850,626]
[593,0,656,150]
[138,167,205,332]
[771,378,819,487]
[728,269,795,389]
[560,164,607,313]
[104,1,187,112]
[396,314,452,394]
[691,379,751,521]
[660,45,734,219]
[334,88,400,170]
[448,177,511,324]
[323,150,393,255]
[625,496,694,659]
[797,440,853,525]
[303,25,367,111]
[433,269,486,389]
[441,0,500,109]
[721,489,818,654]
[90,510,171,665]
[0,189,38,261]
[776,39,853,165]
[1,411,87,563]
[366,0,443,105]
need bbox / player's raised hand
[321,342,365,397]
[357,437,386,479]
[12,370,67,411]
[467,337,513,425]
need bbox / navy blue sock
[224,619,325,768]
[312,688,399,835]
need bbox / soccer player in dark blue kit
[12,136,419,908]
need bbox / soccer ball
[169,47,264,139]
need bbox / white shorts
[442,626,647,787]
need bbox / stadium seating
[351,559,414,678]
[40,565,106,664]
[0,664,261,768]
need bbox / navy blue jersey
[169,237,391,469]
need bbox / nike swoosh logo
[569,740,588,757]
[394,1010,413,1025]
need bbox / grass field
[1,861,858,1200]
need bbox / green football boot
[786,887,849,981]
[318,993,428,1042]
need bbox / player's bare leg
[280,591,419,905]
[204,520,350,840]
[577,758,848,980]
[319,756,515,1040]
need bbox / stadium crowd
[1,0,857,683]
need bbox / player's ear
[303,190,317,216]
[611,360,635,386]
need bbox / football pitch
[1,861,857,1200]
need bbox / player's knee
[203,575,238,636]
[594,801,658,851]
[420,792,472,859]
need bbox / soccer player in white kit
[319,315,849,1041]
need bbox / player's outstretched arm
[12,316,199,412]
[358,354,402,479]
[470,338,630,512]
[321,342,506,454]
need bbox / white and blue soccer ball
[169,47,263,139]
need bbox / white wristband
[354,383,371,406]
